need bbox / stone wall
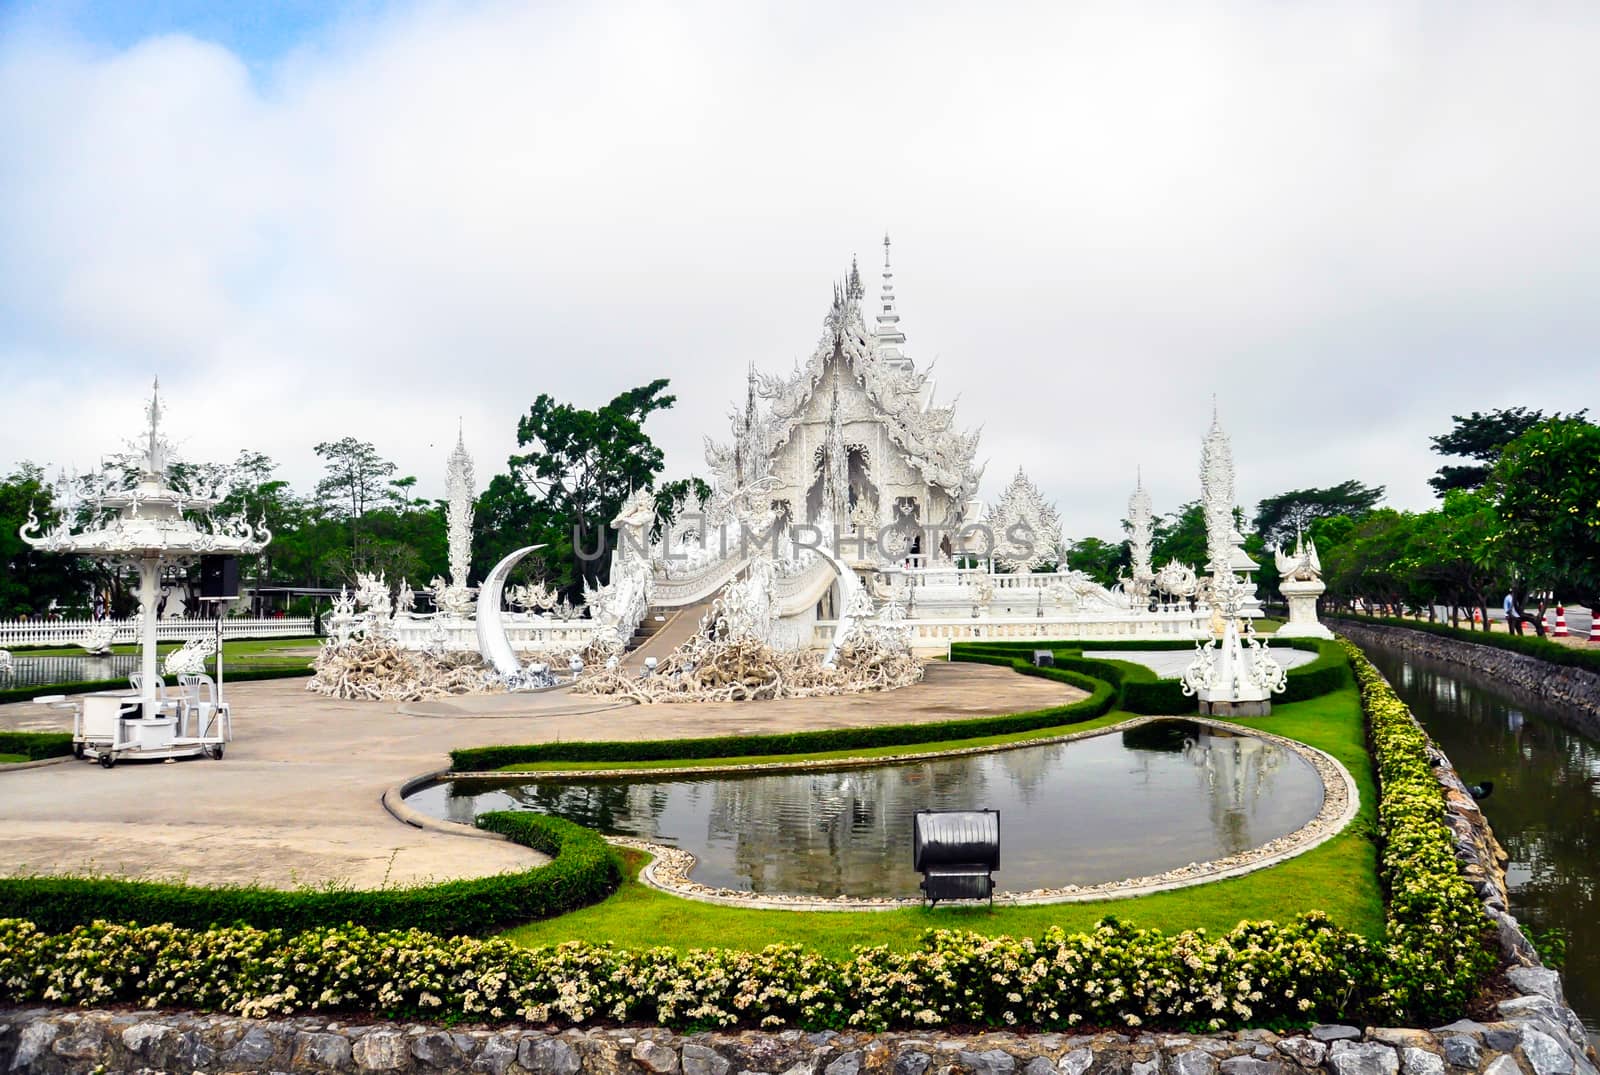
[1,1008,1595,1075]
[1333,621,1600,734]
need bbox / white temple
[705,237,983,556]
[340,239,1289,666]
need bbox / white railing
[0,616,316,648]
[385,613,601,655]
[814,610,1210,652]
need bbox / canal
[1362,642,1600,1042]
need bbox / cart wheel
[73,743,85,759]
[204,743,224,760]
[98,753,115,769]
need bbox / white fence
[0,616,316,648]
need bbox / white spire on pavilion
[875,233,911,370]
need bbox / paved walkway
[1085,647,1319,679]
[0,662,1078,890]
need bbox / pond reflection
[0,654,140,690]
[408,720,1324,899]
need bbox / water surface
[408,720,1324,899]
[1,654,139,690]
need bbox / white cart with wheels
[42,684,231,768]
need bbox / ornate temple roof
[705,253,983,507]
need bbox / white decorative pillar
[138,556,160,709]
[1185,405,1285,715]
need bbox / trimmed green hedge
[1334,614,1600,674]
[450,664,1118,771]
[0,640,1498,1029]
[0,731,73,761]
[0,811,620,936]
[0,665,311,706]
[951,637,1349,714]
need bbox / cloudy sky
[1,0,1595,541]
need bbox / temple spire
[875,232,910,370]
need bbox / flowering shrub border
[0,811,620,936]
[0,640,1496,1030]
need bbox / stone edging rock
[1333,620,1600,732]
[382,768,516,843]
[426,716,1357,912]
[5,1008,1597,1075]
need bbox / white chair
[127,672,170,715]
[180,673,231,744]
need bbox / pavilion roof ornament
[19,379,270,562]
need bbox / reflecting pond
[0,654,139,691]
[407,719,1325,899]
[1361,644,1600,1044]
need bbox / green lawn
[0,753,28,765]
[500,686,1381,958]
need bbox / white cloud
[1,1,1596,541]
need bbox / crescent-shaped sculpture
[813,539,865,670]
[476,544,546,677]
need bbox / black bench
[912,809,1000,906]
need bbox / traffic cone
[1554,607,1568,638]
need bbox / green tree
[1253,480,1385,547]
[1488,417,1600,612]
[504,379,680,592]
[1151,501,1208,572]
[0,464,89,617]
[313,438,399,567]
[215,451,305,588]
[1428,407,1583,496]
[1321,509,1418,614]
[1406,492,1501,628]
[1062,536,1128,587]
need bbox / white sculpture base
[1276,579,1333,640]
[1186,620,1286,716]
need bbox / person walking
[1504,591,1522,635]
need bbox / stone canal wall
[1334,620,1600,734]
[1,1007,1595,1075]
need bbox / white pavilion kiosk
[20,381,271,766]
